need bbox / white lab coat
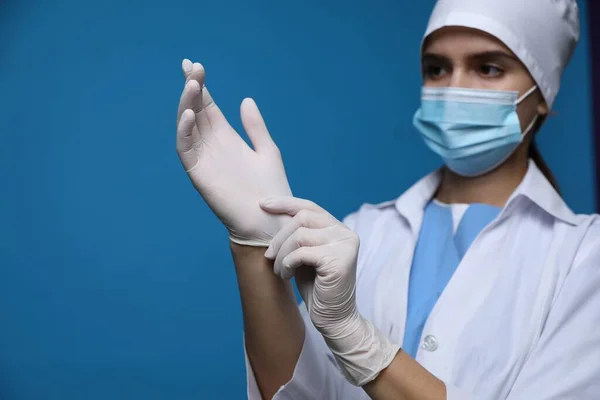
[246,160,600,399]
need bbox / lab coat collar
[508,159,579,225]
[384,159,578,233]
[391,169,443,235]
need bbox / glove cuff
[324,316,401,387]
[229,234,270,247]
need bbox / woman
[175,0,600,398]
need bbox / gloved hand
[260,196,401,386]
[176,59,292,246]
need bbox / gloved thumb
[240,98,279,154]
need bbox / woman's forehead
[423,26,513,57]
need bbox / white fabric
[423,0,580,109]
[432,199,469,234]
[245,160,600,399]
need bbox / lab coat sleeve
[504,245,600,399]
[244,213,360,400]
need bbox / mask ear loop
[522,114,539,136]
[516,85,540,136]
[516,85,538,105]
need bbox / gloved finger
[176,109,200,172]
[184,63,212,135]
[189,62,230,132]
[264,209,334,260]
[185,59,205,84]
[182,58,193,80]
[177,60,206,125]
[260,196,330,217]
[280,246,329,278]
[240,98,280,155]
[177,79,202,126]
[274,227,331,280]
[295,268,316,312]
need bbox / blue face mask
[413,85,539,177]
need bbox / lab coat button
[421,335,438,352]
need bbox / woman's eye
[480,64,503,77]
[424,65,447,79]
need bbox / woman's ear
[537,99,549,116]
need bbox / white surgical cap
[423,0,580,109]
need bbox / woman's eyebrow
[421,50,519,64]
[421,52,450,64]
[468,51,520,63]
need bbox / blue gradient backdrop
[0,0,595,398]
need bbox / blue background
[0,0,595,398]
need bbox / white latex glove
[260,196,401,386]
[176,59,292,246]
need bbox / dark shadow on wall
[0,0,20,69]
[0,0,18,26]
